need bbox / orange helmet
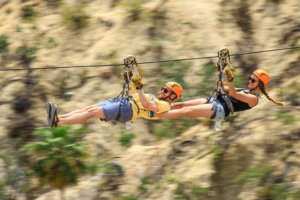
[253,69,270,86]
[164,82,183,99]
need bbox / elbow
[228,90,237,97]
[143,104,151,110]
[143,104,159,112]
[143,103,154,111]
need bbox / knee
[87,106,104,118]
[84,105,95,111]
[181,107,192,115]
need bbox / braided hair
[258,82,284,106]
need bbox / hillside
[0,0,300,200]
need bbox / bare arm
[171,98,207,109]
[128,83,137,94]
[227,81,258,107]
[137,89,160,112]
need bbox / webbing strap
[208,48,235,116]
[217,90,234,114]
[115,56,142,114]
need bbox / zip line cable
[0,46,299,72]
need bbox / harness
[208,48,234,116]
[114,56,143,127]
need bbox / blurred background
[0,0,300,199]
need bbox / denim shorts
[96,98,133,123]
[208,98,225,121]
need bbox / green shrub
[290,190,300,200]
[269,184,288,200]
[121,194,138,200]
[99,162,123,175]
[191,185,210,196]
[0,152,27,199]
[119,131,135,147]
[212,146,225,168]
[15,45,37,64]
[0,34,9,54]
[22,126,97,192]
[155,120,177,139]
[45,37,58,49]
[173,182,210,200]
[21,6,37,22]
[276,111,296,125]
[235,164,272,185]
[154,118,199,139]
[62,4,90,30]
[173,194,188,200]
[0,182,6,200]
[138,177,152,194]
[166,177,179,184]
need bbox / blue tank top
[217,89,258,117]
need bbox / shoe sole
[50,103,58,128]
[46,103,52,127]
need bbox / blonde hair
[259,82,284,106]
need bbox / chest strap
[217,90,234,115]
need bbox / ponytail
[259,82,284,106]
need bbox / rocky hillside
[0,0,300,200]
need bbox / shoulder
[236,88,248,93]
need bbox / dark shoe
[46,103,52,127]
[50,103,59,128]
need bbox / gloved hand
[224,66,235,82]
[122,71,133,83]
[217,59,227,71]
[132,76,143,89]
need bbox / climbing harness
[115,55,143,129]
[209,48,234,115]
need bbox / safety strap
[115,55,141,114]
[208,48,234,115]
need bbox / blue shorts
[208,98,225,121]
[96,98,133,123]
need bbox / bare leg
[171,98,208,110]
[159,104,214,119]
[59,105,95,118]
[57,105,105,125]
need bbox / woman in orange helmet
[158,69,283,129]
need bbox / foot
[46,103,52,127]
[49,103,59,128]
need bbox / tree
[22,126,97,200]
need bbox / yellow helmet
[253,69,270,86]
[164,82,183,99]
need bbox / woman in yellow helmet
[158,69,283,128]
[47,78,183,127]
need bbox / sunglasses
[248,77,258,83]
[161,87,171,93]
